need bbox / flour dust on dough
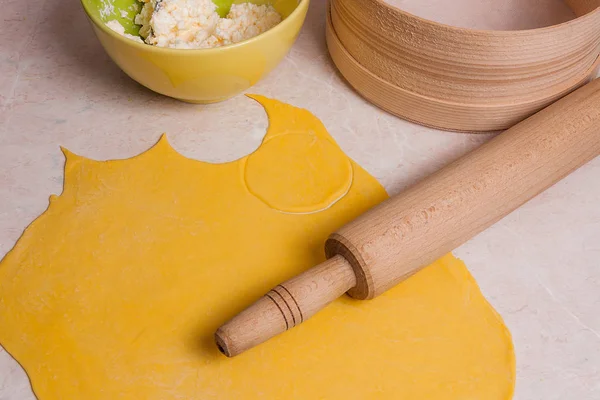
[0,95,515,399]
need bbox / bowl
[80,0,309,103]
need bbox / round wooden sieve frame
[326,0,600,132]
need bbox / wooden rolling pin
[215,78,600,357]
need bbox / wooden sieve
[326,0,600,132]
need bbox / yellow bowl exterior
[82,0,308,103]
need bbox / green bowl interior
[83,0,300,35]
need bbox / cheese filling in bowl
[81,0,308,102]
[107,0,283,49]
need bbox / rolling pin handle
[215,255,357,357]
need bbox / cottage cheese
[215,3,282,46]
[107,0,282,49]
[139,0,221,48]
[106,19,145,43]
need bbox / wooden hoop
[327,0,600,132]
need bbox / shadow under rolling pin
[215,78,600,358]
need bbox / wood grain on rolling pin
[327,78,600,299]
[216,78,600,357]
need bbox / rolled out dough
[0,95,515,399]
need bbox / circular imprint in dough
[244,133,353,214]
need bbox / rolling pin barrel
[327,77,600,300]
[216,78,600,357]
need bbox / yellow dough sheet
[0,95,515,399]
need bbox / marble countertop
[1,0,599,399]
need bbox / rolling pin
[215,78,600,357]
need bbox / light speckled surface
[0,0,599,399]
